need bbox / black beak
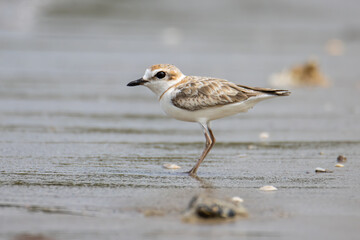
[127,78,148,87]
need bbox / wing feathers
[171,76,289,111]
[237,84,291,96]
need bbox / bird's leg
[188,123,216,175]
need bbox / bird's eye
[155,71,166,79]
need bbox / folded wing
[171,77,261,111]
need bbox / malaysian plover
[127,64,290,175]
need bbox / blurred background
[1,1,360,240]
[1,0,359,142]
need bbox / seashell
[231,196,244,203]
[247,144,257,150]
[162,163,181,169]
[335,164,344,168]
[315,167,333,173]
[259,132,270,140]
[259,185,278,191]
[315,167,326,172]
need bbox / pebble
[315,167,333,173]
[162,163,181,169]
[182,195,248,223]
[337,155,347,163]
[259,185,278,191]
[335,164,344,168]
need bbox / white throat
[144,74,186,98]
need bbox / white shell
[162,163,181,169]
[247,144,257,150]
[231,196,244,203]
[259,185,278,191]
[259,132,270,140]
[315,167,333,173]
[335,164,344,168]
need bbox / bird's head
[127,64,185,96]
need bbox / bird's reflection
[189,174,214,193]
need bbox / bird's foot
[186,168,197,176]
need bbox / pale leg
[188,122,216,175]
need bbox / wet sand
[1,0,360,239]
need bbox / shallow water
[1,0,360,239]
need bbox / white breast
[159,88,275,123]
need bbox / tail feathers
[237,84,291,96]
